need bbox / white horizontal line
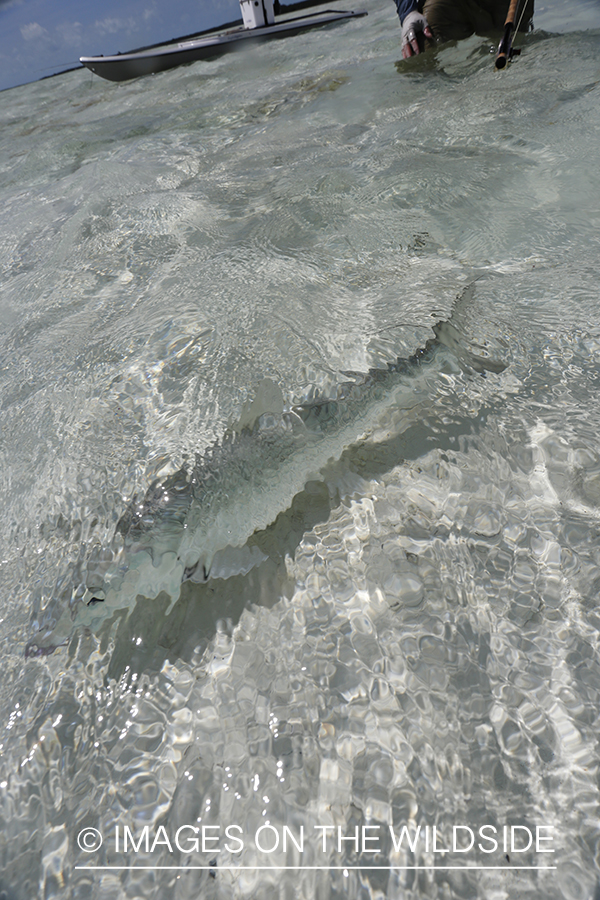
[75,865,557,871]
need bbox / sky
[1,0,600,93]
[0,0,242,92]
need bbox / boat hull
[80,10,368,82]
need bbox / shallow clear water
[1,2,600,897]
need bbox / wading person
[395,0,534,59]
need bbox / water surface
[1,2,600,897]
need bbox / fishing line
[513,0,530,42]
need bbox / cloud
[20,21,48,41]
[93,16,137,37]
[56,21,83,46]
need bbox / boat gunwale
[80,9,367,66]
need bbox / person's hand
[401,10,433,58]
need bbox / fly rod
[495,0,521,69]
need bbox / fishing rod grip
[495,0,520,69]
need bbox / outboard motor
[239,0,275,28]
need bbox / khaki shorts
[422,0,534,43]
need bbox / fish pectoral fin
[183,545,269,583]
[235,378,285,433]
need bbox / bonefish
[28,282,505,650]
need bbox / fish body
[28,282,506,647]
